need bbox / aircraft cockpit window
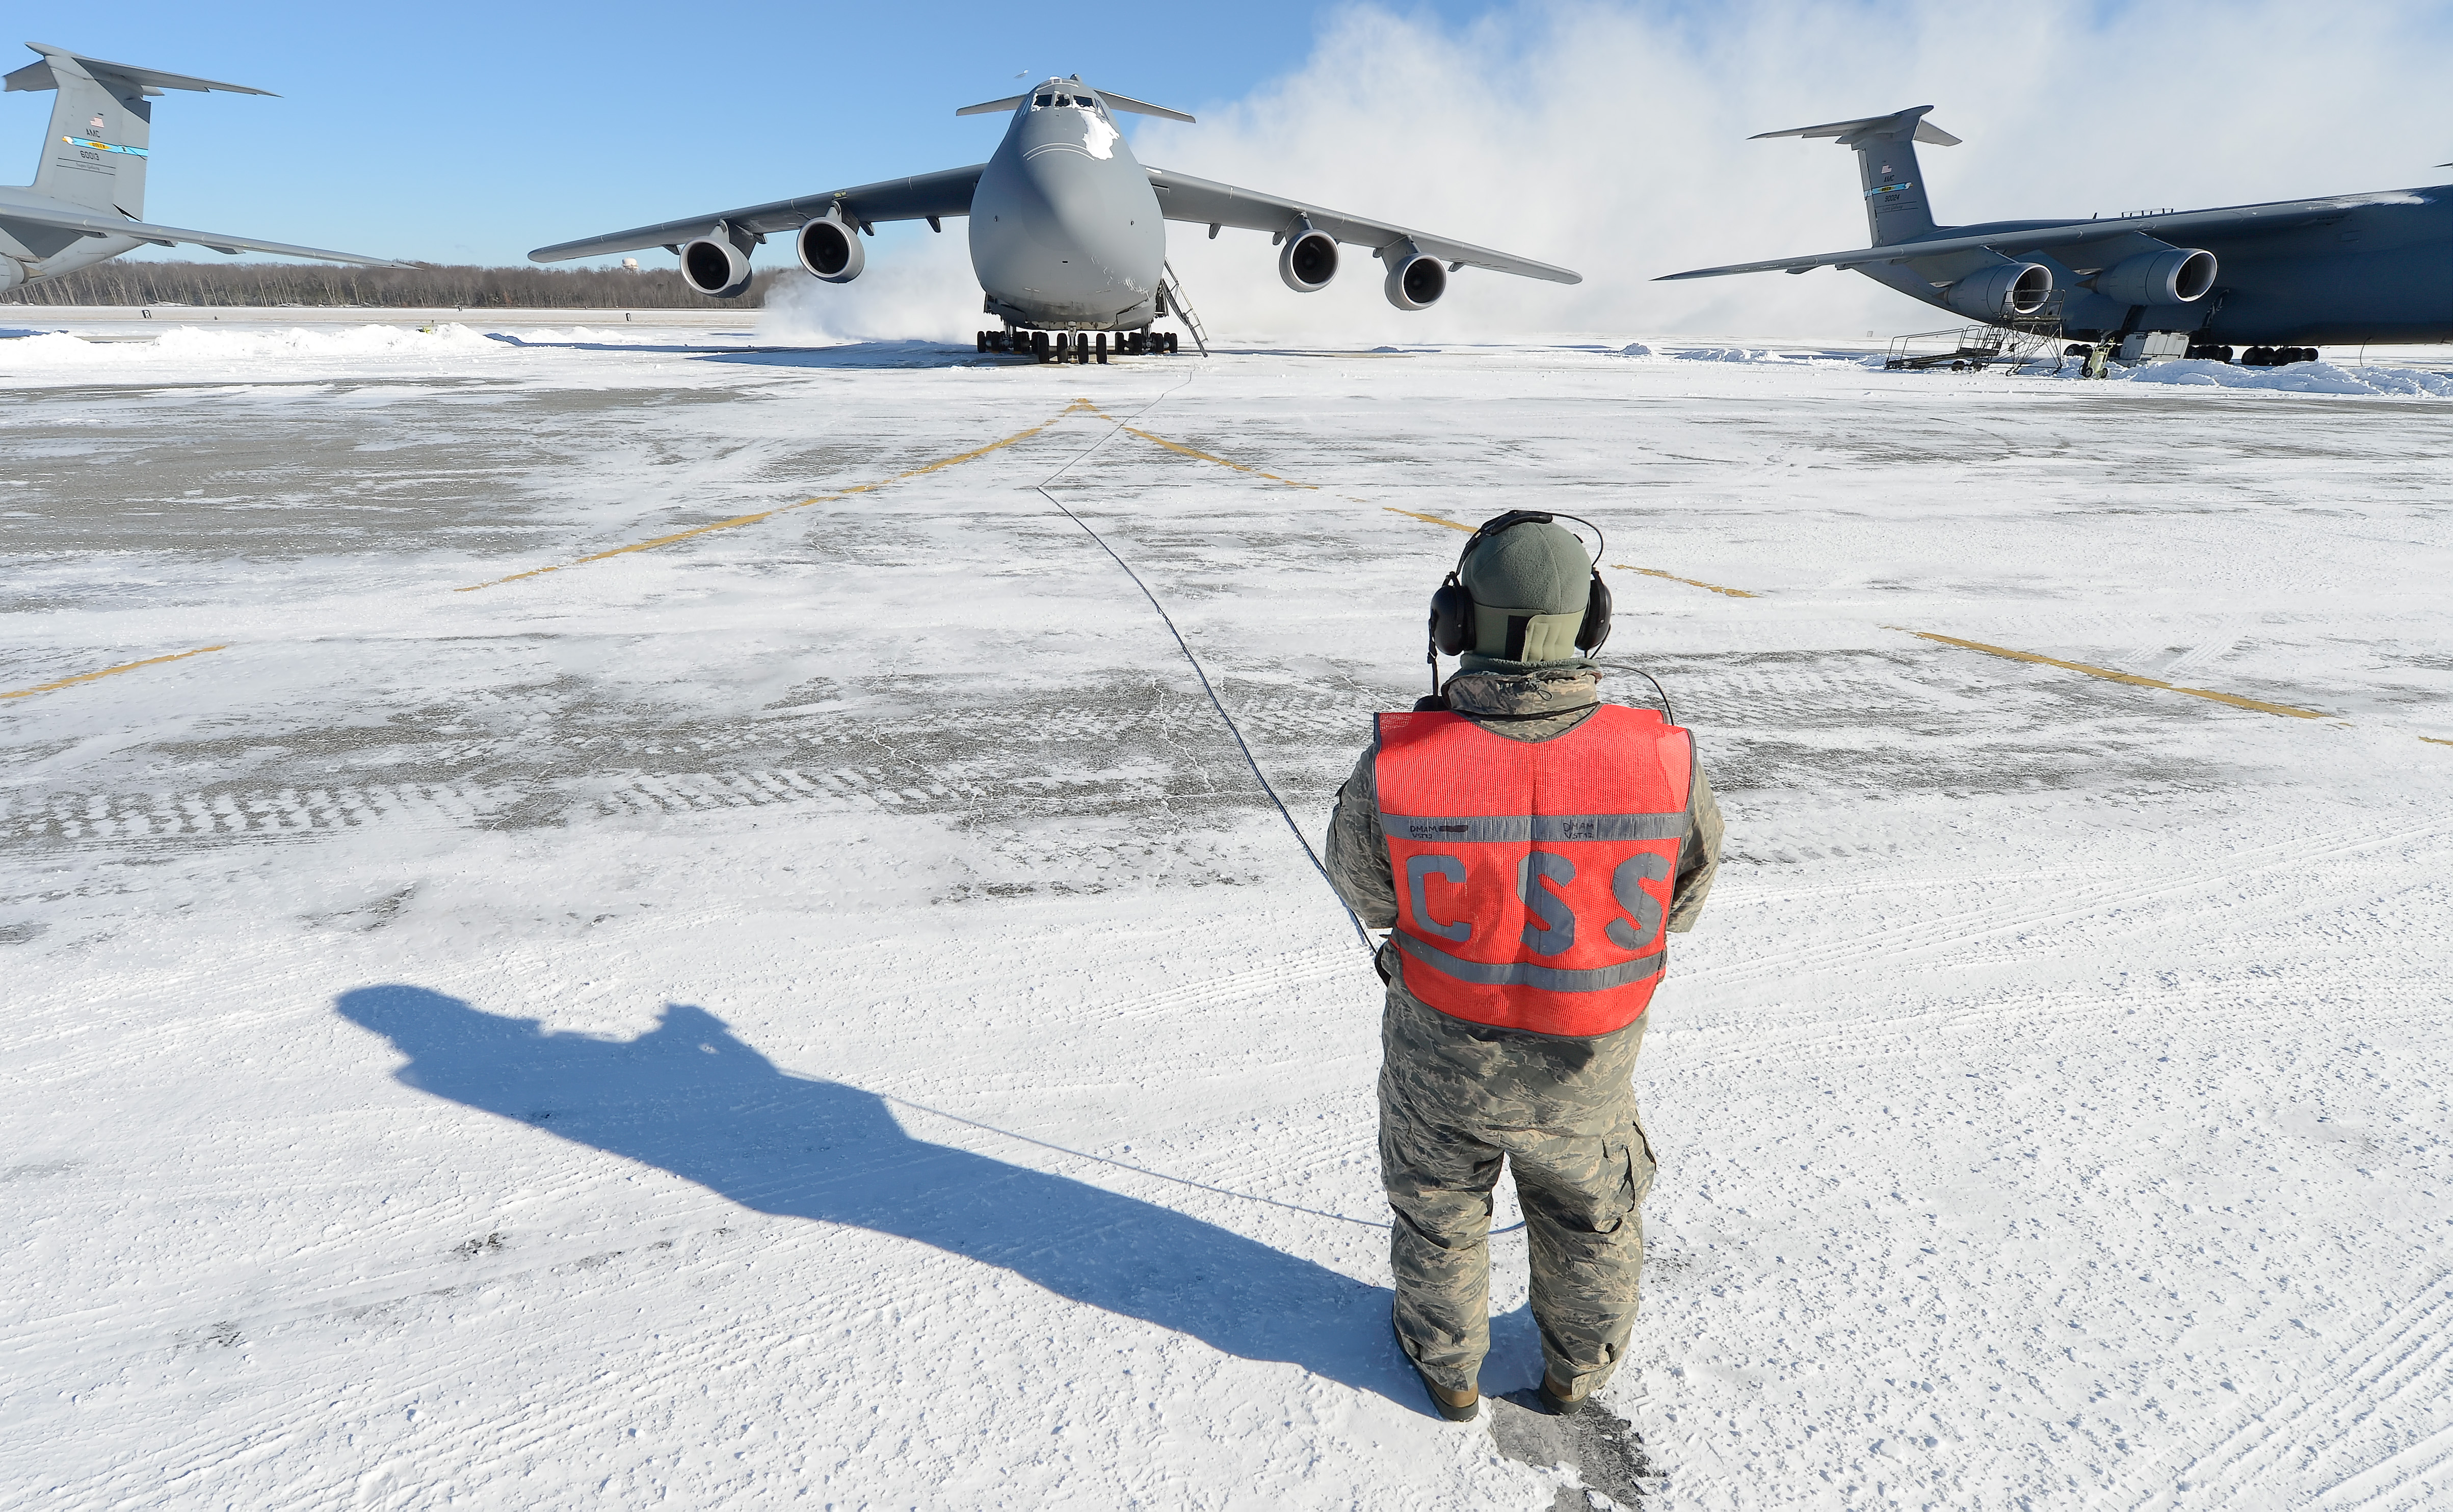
[1034,94,1054,107]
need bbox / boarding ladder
[1158,260,1210,357]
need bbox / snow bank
[2113,356,2453,397]
[0,322,500,373]
[1673,344,1803,362]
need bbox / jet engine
[1279,229,1338,293]
[1942,262,2052,320]
[2091,247,2216,305]
[0,258,24,291]
[797,215,865,284]
[680,236,754,299]
[1384,248,1447,311]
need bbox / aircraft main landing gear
[978,327,1180,362]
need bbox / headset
[1427,508,1611,670]
[1419,509,1677,723]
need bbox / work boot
[1416,1368,1481,1422]
[1393,1311,1480,1422]
[1537,1370,1594,1417]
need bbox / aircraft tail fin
[1753,106,1959,246]
[3,42,271,218]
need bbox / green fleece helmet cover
[1461,520,1594,662]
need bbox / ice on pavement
[5,326,2449,1509]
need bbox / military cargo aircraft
[530,76,1579,355]
[1661,107,2452,363]
[0,42,407,291]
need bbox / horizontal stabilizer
[1091,87,1194,123]
[0,200,410,266]
[1753,108,1959,147]
[956,83,1194,123]
[5,40,273,96]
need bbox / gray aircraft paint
[968,88,1166,328]
[0,41,407,290]
[1661,107,2453,348]
[530,76,1578,331]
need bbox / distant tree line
[0,260,783,308]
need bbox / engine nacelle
[1943,262,2052,320]
[680,236,754,299]
[1384,249,1447,311]
[1278,229,1338,293]
[2092,247,2216,305]
[796,216,865,283]
[0,258,24,291]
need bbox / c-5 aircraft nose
[972,106,1165,314]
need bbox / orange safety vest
[1375,704,1693,1038]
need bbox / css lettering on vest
[1375,705,1693,1037]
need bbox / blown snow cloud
[767,0,2453,344]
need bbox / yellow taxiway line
[2,644,227,701]
[1383,506,1473,533]
[1890,629,2330,720]
[1617,566,1759,599]
[455,401,1096,592]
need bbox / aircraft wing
[1658,190,2431,280]
[1144,167,1581,284]
[0,201,410,266]
[528,166,986,262]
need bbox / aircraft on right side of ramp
[530,76,1579,350]
[1660,107,2452,361]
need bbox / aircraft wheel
[1166,331,1180,355]
[976,331,988,353]
[1096,333,1109,364]
[1033,330,1050,362]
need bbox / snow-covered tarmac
[5,321,2449,1509]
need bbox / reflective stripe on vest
[1374,704,1693,1038]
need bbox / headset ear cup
[1430,578,1475,655]
[1577,571,1613,652]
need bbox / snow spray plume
[1121,0,2452,343]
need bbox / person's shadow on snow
[336,986,1421,1406]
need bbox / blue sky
[9,1,2449,338]
[2,1,1504,266]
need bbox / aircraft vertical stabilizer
[1753,107,1961,246]
[4,42,272,220]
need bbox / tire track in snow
[1,782,516,847]
[2114,1269,2453,1510]
[1674,811,2453,998]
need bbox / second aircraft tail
[1752,106,1961,247]
[3,41,274,219]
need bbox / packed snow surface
[5,324,2450,1509]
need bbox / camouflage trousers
[1378,974,1656,1399]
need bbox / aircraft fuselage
[969,87,1166,330]
[0,186,142,288]
[1876,193,2453,347]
